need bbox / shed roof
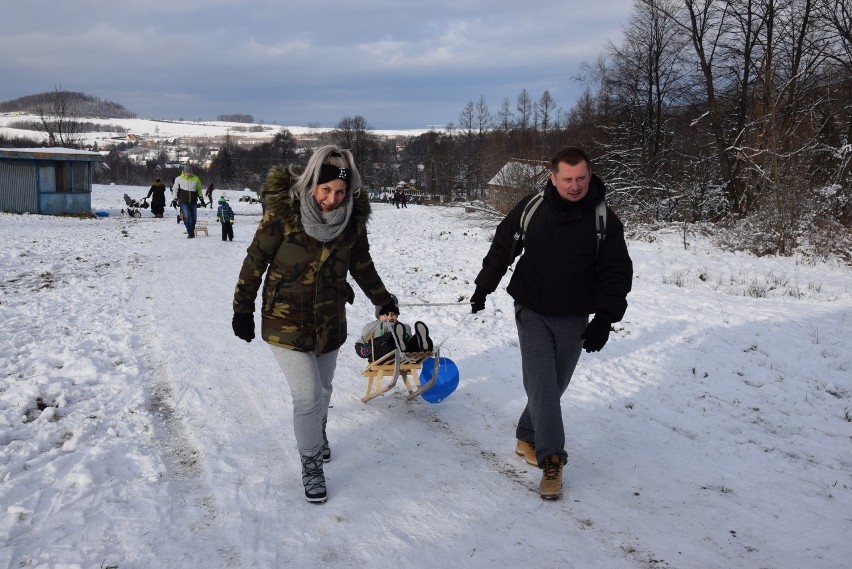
[0,147,104,162]
[487,159,549,187]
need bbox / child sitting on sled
[354,297,433,361]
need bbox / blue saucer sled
[418,356,459,403]
[360,343,459,404]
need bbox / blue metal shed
[0,147,104,214]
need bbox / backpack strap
[508,191,545,260]
[519,191,546,240]
[594,199,607,257]
[509,191,608,261]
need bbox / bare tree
[537,90,558,155]
[736,0,836,253]
[35,85,84,148]
[515,89,534,151]
[567,88,598,129]
[473,95,495,198]
[678,0,749,213]
[595,0,691,220]
[475,95,492,135]
[818,0,852,69]
[497,97,513,131]
[332,115,380,184]
[458,101,477,198]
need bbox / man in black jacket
[470,147,633,499]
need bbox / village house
[486,158,550,213]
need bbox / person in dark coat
[470,147,633,500]
[146,178,167,218]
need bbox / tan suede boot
[515,439,537,466]
[539,454,564,499]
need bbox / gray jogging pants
[514,303,586,466]
[270,345,338,456]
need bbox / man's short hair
[550,147,591,171]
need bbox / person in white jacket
[173,164,205,238]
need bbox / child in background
[216,196,235,241]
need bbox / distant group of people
[227,143,633,505]
[145,166,236,241]
[392,188,408,208]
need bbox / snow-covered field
[0,114,429,147]
[1,184,850,569]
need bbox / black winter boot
[391,322,407,352]
[414,321,433,352]
[300,449,327,503]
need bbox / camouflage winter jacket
[233,165,393,354]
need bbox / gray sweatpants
[270,345,339,456]
[514,303,586,466]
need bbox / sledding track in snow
[122,204,651,568]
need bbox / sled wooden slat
[361,350,435,403]
[195,220,209,236]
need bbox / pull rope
[434,312,471,352]
[400,301,468,307]
[398,299,469,350]
[379,299,470,353]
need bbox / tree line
[400,0,851,258]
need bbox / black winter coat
[146,182,167,208]
[474,175,632,322]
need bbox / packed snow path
[1,186,850,568]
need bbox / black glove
[581,317,611,353]
[199,201,206,208]
[232,313,255,342]
[470,288,487,314]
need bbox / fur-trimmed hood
[260,164,372,233]
[235,163,391,355]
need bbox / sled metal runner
[361,347,439,403]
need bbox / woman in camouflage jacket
[231,145,395,504]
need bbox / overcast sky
[0,0,634,130]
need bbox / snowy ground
[1,184,850,569]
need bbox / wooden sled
[194,220,209,236]
[361,344,440,403]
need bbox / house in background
[486,158,550,214]
[0,147,103,214]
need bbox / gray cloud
[0,0,632,129]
